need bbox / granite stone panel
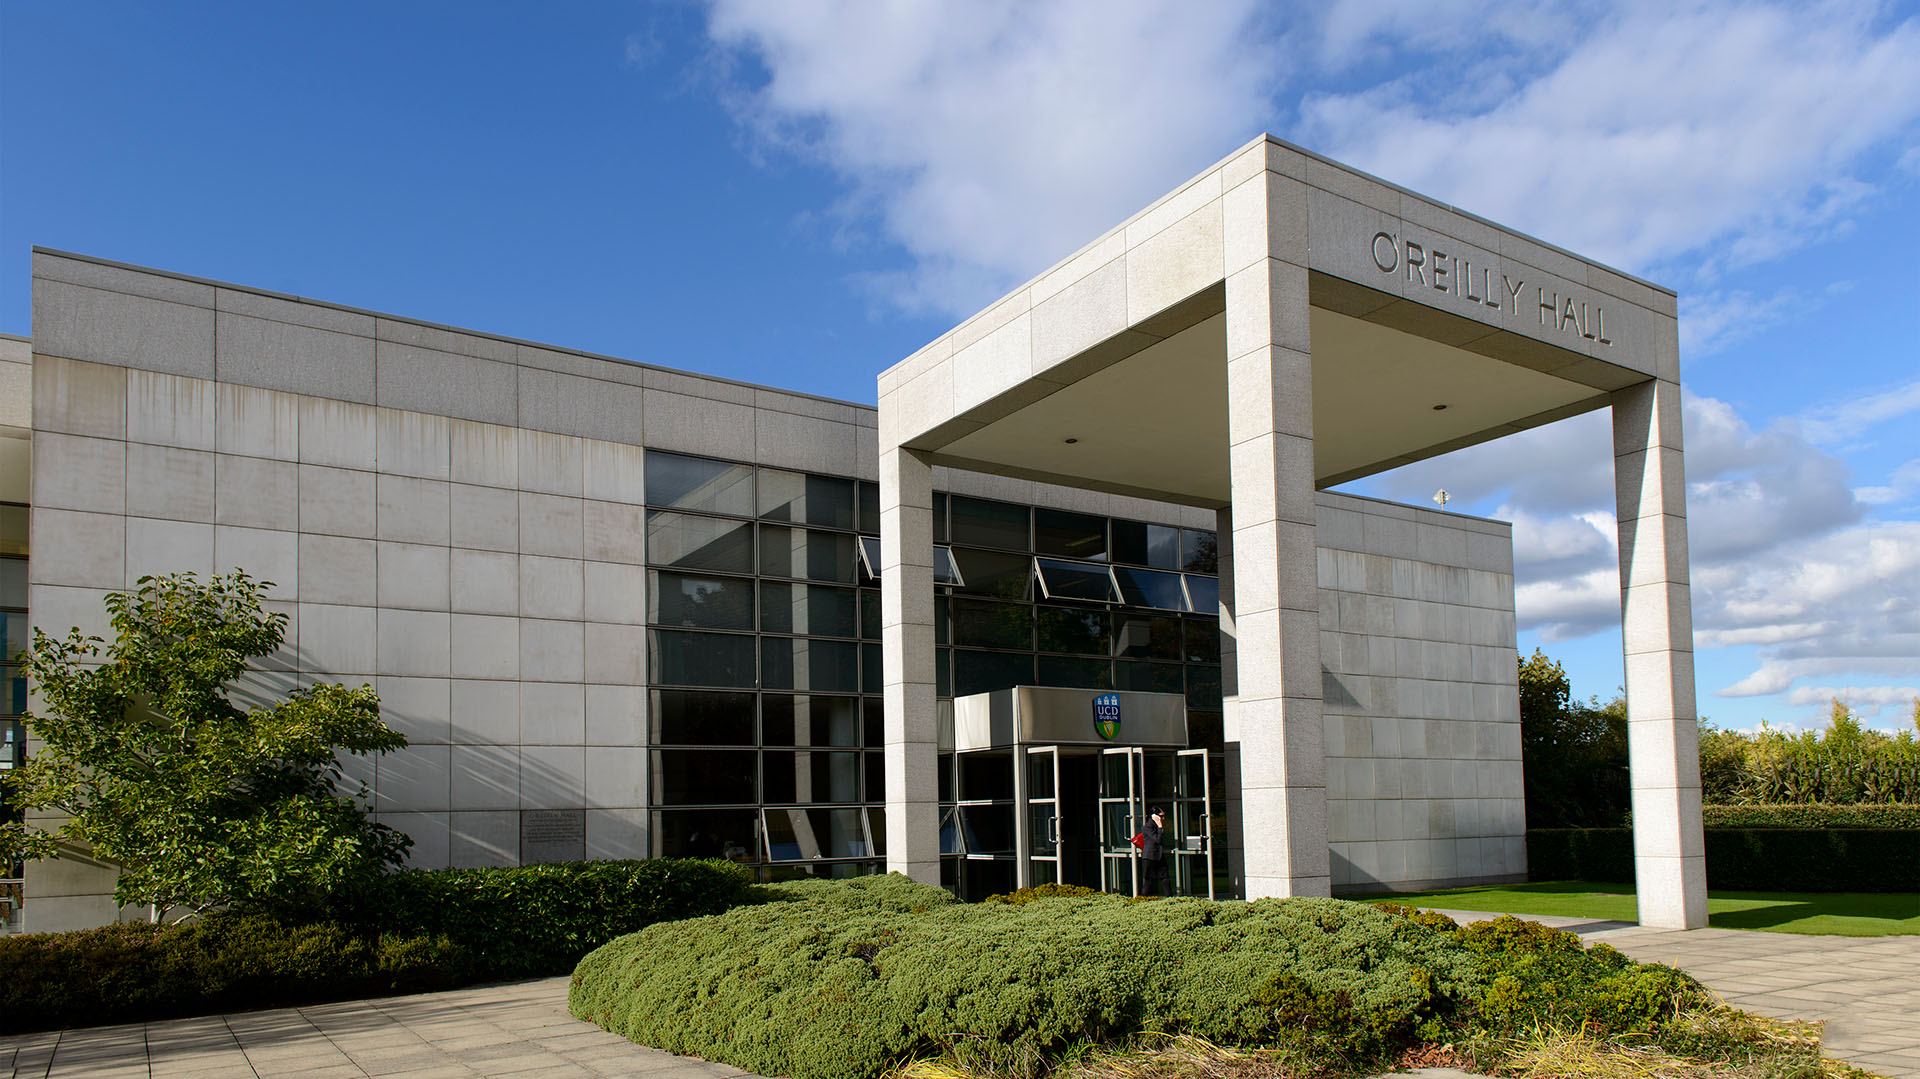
[127,444,214,522]
[218,312,373,402]
[375,340,517,426]
[35,281,215,378]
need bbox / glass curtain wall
[642,452,1225,888]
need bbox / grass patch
[1351,881,1920,936]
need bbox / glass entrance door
[1098,746,1143,896]
[1172,748,1214,899]
[1023,745,1061,887]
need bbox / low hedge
[1701,803,1920,829]
[331,857,754,979]
[2,857,755,1034]
[1529,828,1920,891]
[569,875,1709,1079]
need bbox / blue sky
[4,2,1916,730]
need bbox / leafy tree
[0,572,410,921]
[1516,649,1629,827]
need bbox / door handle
[1047,815,1061,845]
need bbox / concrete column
[878,445,941,883]
[1613,377,1707,929]
[1222,242,1329,898]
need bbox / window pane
[0,559,25,608]
[936,648,952,697]
[645,452,754,517]
[0,612,26,659]
[764,807,873,861]
[1183,575,1219,616]
[866,752,885,802]
[1111,521,1180,569]
[650,630,756,688]
[1113,615,1183,661]
[950,599,1032,650]
[1181,529,1219,574]
[862,642,881,695]
[934,546,962,584]
[958,805,1014,855]
[652,749,756,805]
[1034,605,1109,656]
[953,650,1033,697]
[1112,566,1189,612]
[857,536,881,579]
[758,469,856,530]
[759,582,857,638]
[650,690,756,745]
[647,512,755,575]
[1034,508,1107,561]
[1116,660,1184,695]
[652,809,761,861]
[934,596,949,645]
[950,548,1030,599]
[1184,619,1222,664]
[0,508,25,558]
[649,571,754,630]
[864,699,883,746]
[1186,665,1223,709]
[1037,655,1111,690]
[933,493,948,543]
[761,637,860,693]
[762,695,861,747]
[762,750,862,804]
[759,525,857,583]
[1035,558,1117,603]
[950,496,1029,550]
[859,591,881,640]
[1189,710,1225,752]
[858,482,881,534]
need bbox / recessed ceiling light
[1063,437,1079,444]
[1432,404,1449,411]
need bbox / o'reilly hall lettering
[1369,230,1611,346]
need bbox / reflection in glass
[1183,575,1219,617]
[1112,566,1188,611]
[859,591,881,640]
[1181,530,1219,574]
[762,750,862,804]
[1035,605,1109,656]
[950,496,1029,550]
[858,482,881,534]
[652,808,761,861]
[1038,655,1111,690]
[1035,508,1107,561]
[958,751,1014,800]
[862,642,881,695]
[951,598,1033,651]
[1184,619,1222,664]
[650,690,756,745]
[764,807,872,860]
[761,637,860,693]
[646,513,755,575]
[762,694,861,746]
[950,548,1030,599]
[1186,665,1223,709]
[1115,660,1184,695]
[958,804,1015,855]
[0,558,26,608]
[652,749,756,805]
[650,630,756,688]
[1111,521,1180,569]
[757,469,856,529]
[759,525,856,582]
[650,572,754,630]
[1113,615,1183,661]
[1035,558,1117,603]
[759,582,857,638]
[953,650,1033,697]
[645,452,754,517]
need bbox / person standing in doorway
[1142,806,1168,897]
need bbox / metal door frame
[1174,747,1214,899]
[1017,745,1061,888]
[1098,745,1143,896]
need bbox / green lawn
[1354,881,1920,936]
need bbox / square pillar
[1613,377,1707,929]
[1223,247,1329,898]
[878,445,941,883]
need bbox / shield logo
[1092,693,1122,741]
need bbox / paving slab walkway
[1428,908,1920,1079]
[3,912,1914,1078]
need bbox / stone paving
[3,913,1915,1078]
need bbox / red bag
[1130,832,1145,849]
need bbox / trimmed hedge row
[1701,803,1920,829]
[1528,828,1920,891]
[569,875,1710,1079]
[0,858,753,1035]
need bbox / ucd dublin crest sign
[1092,693,1122,741]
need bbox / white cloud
[1299,1,1920,280]
[1783,684,1920,722]
[1857,458,1920,506]
[704,0,1279,315]
[1798,377,1920,445]
[1678,289,1803,357]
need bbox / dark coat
[1141,817,1164,861]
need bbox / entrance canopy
[877,135,1678,506]
[953,687,1187,752]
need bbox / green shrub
[980,882,1105,905]
[1699,706,1920,804]
[1700,803,1920,829]
[1456,916,1706,1033]
[580,875,1667,1079]
[1530,827,1920,891]
[332,857,753,978]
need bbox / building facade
[13,135,1701,932]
